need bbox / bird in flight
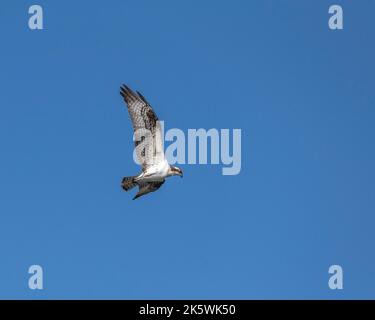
[120,84,183,200]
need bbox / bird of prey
[120,84,183,200]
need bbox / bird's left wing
[133,180,165,200]
[120,85,164,169]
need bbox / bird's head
[170,166,183,178]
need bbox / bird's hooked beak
[171,166,183,178]
[176,167,183,178]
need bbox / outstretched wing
[133,180,165,200]
[120,84,164,169]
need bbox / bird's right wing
[120,85,164,169]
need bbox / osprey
[120,84,183,200]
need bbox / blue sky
[0,0,374,299]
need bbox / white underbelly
[142,160,169,181]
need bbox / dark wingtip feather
[119,84,138,103]
[119,84,127,97]
[136,91,150,105]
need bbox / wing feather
[120,84,164,169]
[133,180,165,200]
[136,91,151,105]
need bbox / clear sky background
[0,0,374,299]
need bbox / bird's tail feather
[121,176,137,191]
